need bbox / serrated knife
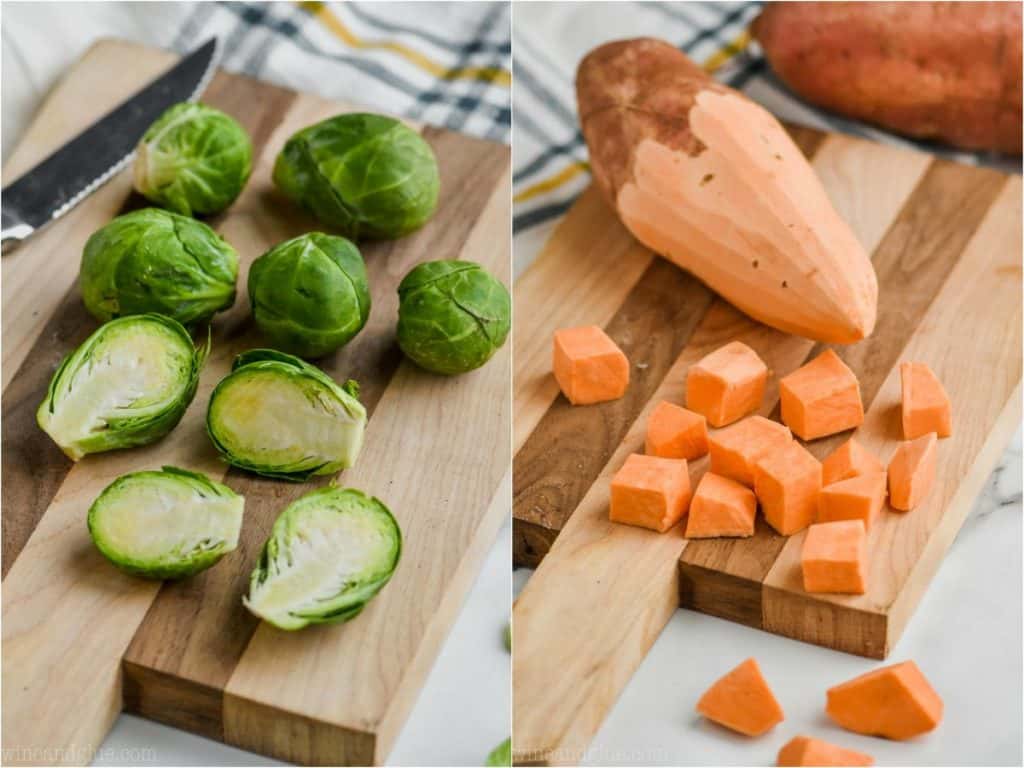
[1,37,219,248]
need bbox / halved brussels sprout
[37,314,208,460]
[88,466,244,580]
[244,486,401,630]
[248,233,371,358]
[485,739,512,767]
[80,208,238,327]
[396,260,511,375]
[133,102,252,217]
[272,113,440,240]
[206,350,366,481]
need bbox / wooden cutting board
[2,39,510,767]
[512,125,1021,762]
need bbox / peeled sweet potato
[576,38,877,344]
[754,2,1022,155]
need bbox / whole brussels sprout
[88,466,244,580]
[485,738,511,767]
[273,113,440,240]
[37,314,208,460]
[133,102,252,217]
[207,349,366,481]
[248,233,370,358]
[244,486,401,630]
[396,260,510,375]
[80,208,238,327]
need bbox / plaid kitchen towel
[1,1,511,160]
[512,0,1019,274]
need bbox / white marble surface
[515,429,1023,765]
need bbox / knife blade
[1,37,220,246]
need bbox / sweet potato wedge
[753,2,1022,155]
[576,38,877,344]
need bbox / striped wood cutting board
[2,40,510,766]
[512,125,1021,763]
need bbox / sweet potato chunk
[552,325,629,405]
[780,350,863,440]
[754,440,822,535]
[822,437,884,486]
[802,520,868,594]
[696,657,784,736]
[685,472,756,539]
[777,736,874,766]
[609,453,691,533]
[686,341,767,427]
[645,401,708,460]
[826,661,943,740]
[818,472,887,531]
[901,362,952,439]
[708,415,792,488]
[888,433,937,511]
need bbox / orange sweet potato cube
[686,341,768,427]
[802,520,868,594]
[901,362,952,439]
[822,437,884,486]
[685,472,757,538]
[552,325,629,405]
[610,453,691,533]
[708,415,792,488]
[696,657,785,736]
[645,401,709,460]
[780,349,864,440]
[818,472,887,530]
[826,661,943,740]
[777,736,874,767]
[754,440,822,535]
[888,433,937,511]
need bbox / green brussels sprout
[133,102,252,217]
[207,349,366,481]
[248,233,371,358]
[80,208,238,327]
[244,486,401,630]
[88,466,244,580]
[273,112,440,240]
[37,314,207,461]
[396,260,510,375]
[485,738,512,767]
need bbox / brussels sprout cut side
[80,208,239,327]
[273,112,440,240]
[88,466,244,580]
[249,233,370,358]
[244,487,401,630]
[37,314,207,461]
[397,260,511,375]
[134,102,253,217]
[207,350,366,481]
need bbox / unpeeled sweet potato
[753,2,1022,155]
[576,38,878,344]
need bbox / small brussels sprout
[248,233,371,358]
[396,260,510,375]
[37,314,207,460]
[485,738,512,767]
[244,486,401,630]
[88,466,244,580]
[207,349,366,481]
[273,113,440,240]
[133,102,252,217]
[80,208,238,327]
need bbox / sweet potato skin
[754,2,1022,155]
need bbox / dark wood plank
[512,123,827,567]
[678,158,1009,622]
